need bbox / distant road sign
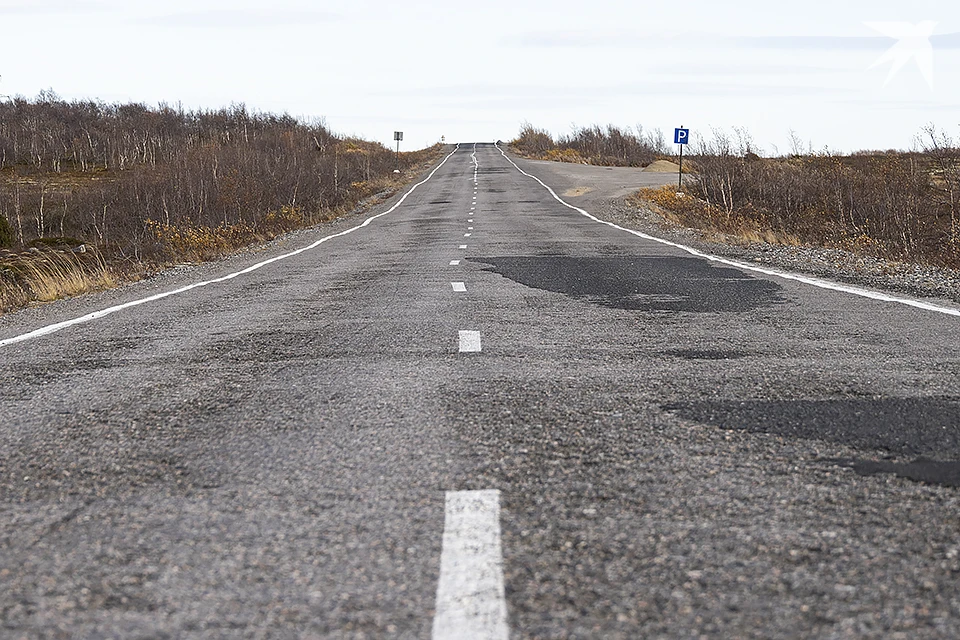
[674,128,690,145]
[394,131,404,141]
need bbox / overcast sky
[1,0,958,154]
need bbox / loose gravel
[599,197,960,307]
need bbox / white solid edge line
[494,143,960,318]
[432,489,508,640]
[0,145,465,348]
[458,330,482,353]
[452,282,467,292]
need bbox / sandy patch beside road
[643,159,681,173]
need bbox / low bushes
[664,128,960,268]
[0,93,443,311]
[511,122,667,167]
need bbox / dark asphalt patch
[851,458,960,488]
[664,397,960,459]
[472,256,783,312]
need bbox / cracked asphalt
[2,143,960,639]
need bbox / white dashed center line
[432,489,507,639]
[464,233,472,237]
[459,244,468,249]
[458,330,482,353]
[451,282,467,292]
[450,260,461,266]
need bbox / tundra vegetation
[513,124,960,270]
[0,92,443,312]
[511,122,668,167]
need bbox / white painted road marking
[450,260,461,266]
[458,331,482,353]
[468,227,474,230]
[432,490,508,640]
[0,145,466,348]
[464,233,472,237]
[452,282,467,292]
[494,143,960,319]
[459,244,468,249]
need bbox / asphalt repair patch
[664,397,960,487]
[850,458,960,488]
[471,256,783,313]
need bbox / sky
[1,0,958,154]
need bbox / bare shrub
[659,128,960,267]
[0,94,443,309]
[511,123,663,167]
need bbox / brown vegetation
[0,92,443,312]
[651,126,960,268]
[515,121,960,268]
[511,122,667,167]
[0,246,115,311]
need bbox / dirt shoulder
[513,152,960,307]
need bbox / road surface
[2,143,960,638]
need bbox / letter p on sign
[674,128,690,145]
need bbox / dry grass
[0,248,116,311]
[633,186,801,247]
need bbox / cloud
[736,32,960,51]
[141,9,340,29]
[502,29,960,52]
[377,80,846,105]
[500,30,644,48]
[834,98,960,111]
[0,0,108,14]
[932,33,960,48]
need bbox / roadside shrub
[0,93,444,311]
[511,123,666,167]
[639,128,960,267]
[0,216,12,248]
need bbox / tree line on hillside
[0,92,437,261]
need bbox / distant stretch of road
[2,143,959,638]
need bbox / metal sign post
[674,127,689,190]
[393,131,403,173]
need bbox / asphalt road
[2,143,960,639]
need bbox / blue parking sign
[674,128,690,145]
